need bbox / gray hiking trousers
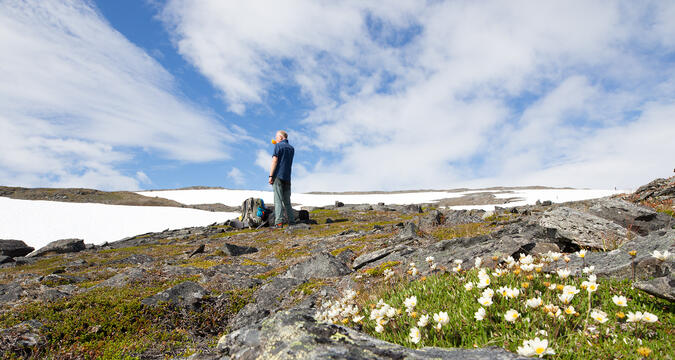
[273,177,294,225]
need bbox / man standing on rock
[269,130,295,228]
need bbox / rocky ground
[0,177,673,359]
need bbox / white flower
[429,263,437,270]
[433,311,449,326]
[482,288,494,298]
[417,314,429,327]
[454,259,463,265]
[493,268,507,277]
[585,282,599,293]
[504,309,520,322]
[425,256,435,263]
[558,293,574,305]
[556,268,571,279]
[477,275,491,288]
[612,295,628,307]
[464,282,475,291]
[409,327,421,344]
[434,322,442,331]
[520,254,534,265]
[627,311,643,323]
[518,337,555,357]
[591,309,608,323]
[526,297,543,308]
[562,285,580,296]
[652,250,671,261]
[453,264,462,272]
[383,268,395,280]
[521,263,535,272]
[478,296,493,307]
[577,249,587,258]
[547,251,562,261]
[410,267,418,276]
[641,312,658,323]
[474,307,486,321]
[588,274,597,283]
[582,265,595,274]
[505,256,516,268]
[375,323,385,333]
[404,296,417,310]
[548,283,557,290]
[564,305,575,315]
[475,257,482,268]
[352,315,364,323]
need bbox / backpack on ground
[240,197,269,228]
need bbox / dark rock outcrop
[27,238,85,257]
[0,240,34,258]
[221,243,258,256]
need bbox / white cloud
[227,167,245,186]
[255,150,271,172]
[0,0,235,190]
[162,1,675,191]
[136,171,152,185]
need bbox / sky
[1,0,674,192]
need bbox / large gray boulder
[141,281,207,310]
[93,268,148,288]
[27,238,85,257]
[283,252,351,280]
[589,198,672,235]
[538,207,628,249]
[0,240,34,258]
[221,309,522,359]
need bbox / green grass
[361,261,401,277]
[430,222,494,241]
[322,264,674,359]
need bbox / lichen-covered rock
[230,277,304,331]
[0,282,23,302]
[222,309,522,359]
[283,252,351,280]
[93,268,148,288]
[0,320,46,358]
[0,239,34,258]
[141,281,207,310]
[538,207,628,249]
[27,238,85,257]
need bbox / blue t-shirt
[273,139,294,181]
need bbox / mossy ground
[0,206,503,358]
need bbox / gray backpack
[240,198,268,228]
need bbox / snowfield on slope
[1,187,625,250]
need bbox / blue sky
[1,0,674,192]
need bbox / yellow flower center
[536,347,545,355]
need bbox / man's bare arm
[269,156,278,184]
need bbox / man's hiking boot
[272,223,284,229]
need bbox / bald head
[276,130,288,140]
